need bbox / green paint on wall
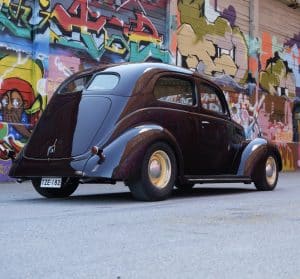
[260,60,286,92]
[178,0,230,40]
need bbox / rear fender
[83,124,183,180]
[237,138,282,177]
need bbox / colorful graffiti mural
[0,0,299,179]
[176,0,300,170]
[259,34,296,98]
[0,0,171,179]
[177,0,248,83]
[0,54,46,180]
[0,0,170,62]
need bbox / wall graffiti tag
[0,0,170,62]
[176,0,300,171]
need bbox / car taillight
[91,146,105,163]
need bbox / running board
[185,175,252,184]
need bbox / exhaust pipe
[16,178,30,184]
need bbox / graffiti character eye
[12,99,20,108]
[1,98,8,107]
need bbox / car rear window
[87,74,119,91]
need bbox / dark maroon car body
[9,63,282,200]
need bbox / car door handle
[201,120,210,129]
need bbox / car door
[151,74,200,175]
[194,81,237,175]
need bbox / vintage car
[9,63,282,201]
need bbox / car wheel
[128,142,176,201]
[253,152,278,191]
[32,177,79,198]
[175,183,195,191]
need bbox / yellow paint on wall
[214,55,237,76]
[0,55,42,98]
[39,0,50,8]
[0,0,10,7]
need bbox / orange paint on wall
[260,32,273,70]
[170,34,177,55]
[248,57,258,77]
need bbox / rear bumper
[9,155,88,178]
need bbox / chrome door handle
[201,120,210,129]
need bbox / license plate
[40,177,62,188]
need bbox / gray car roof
[59,62,196,97]
[83,63,195,96]
[101,62,194,76]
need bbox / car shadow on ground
[15,185,257,204]
[172,186,256,199]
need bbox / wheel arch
[237,138,282,177]
[115,126,184,181]
[83,124,184,181]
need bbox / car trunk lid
[24,93,111,159]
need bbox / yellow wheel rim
[148,150,171,189]
[265,156,277,186]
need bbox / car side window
[58,75,92,94]
[87,74,119,91]
[199,84,225,114]
[154,76,196,106]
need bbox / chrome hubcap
[148,150,171,189]
[265,156,277,186]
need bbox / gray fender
[83,124,183,180]
[237,138,282,177]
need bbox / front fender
[237,138,282,177]
[83,124,183,180]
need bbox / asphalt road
[0,172,300,279]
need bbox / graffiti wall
[176,0,300,171]
[0,0,170,180]
[0,0,299,179]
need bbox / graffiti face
[1,89,24,123]
[0,88,32,139]
[0,59,43,165]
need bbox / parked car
[9,63,282,201]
